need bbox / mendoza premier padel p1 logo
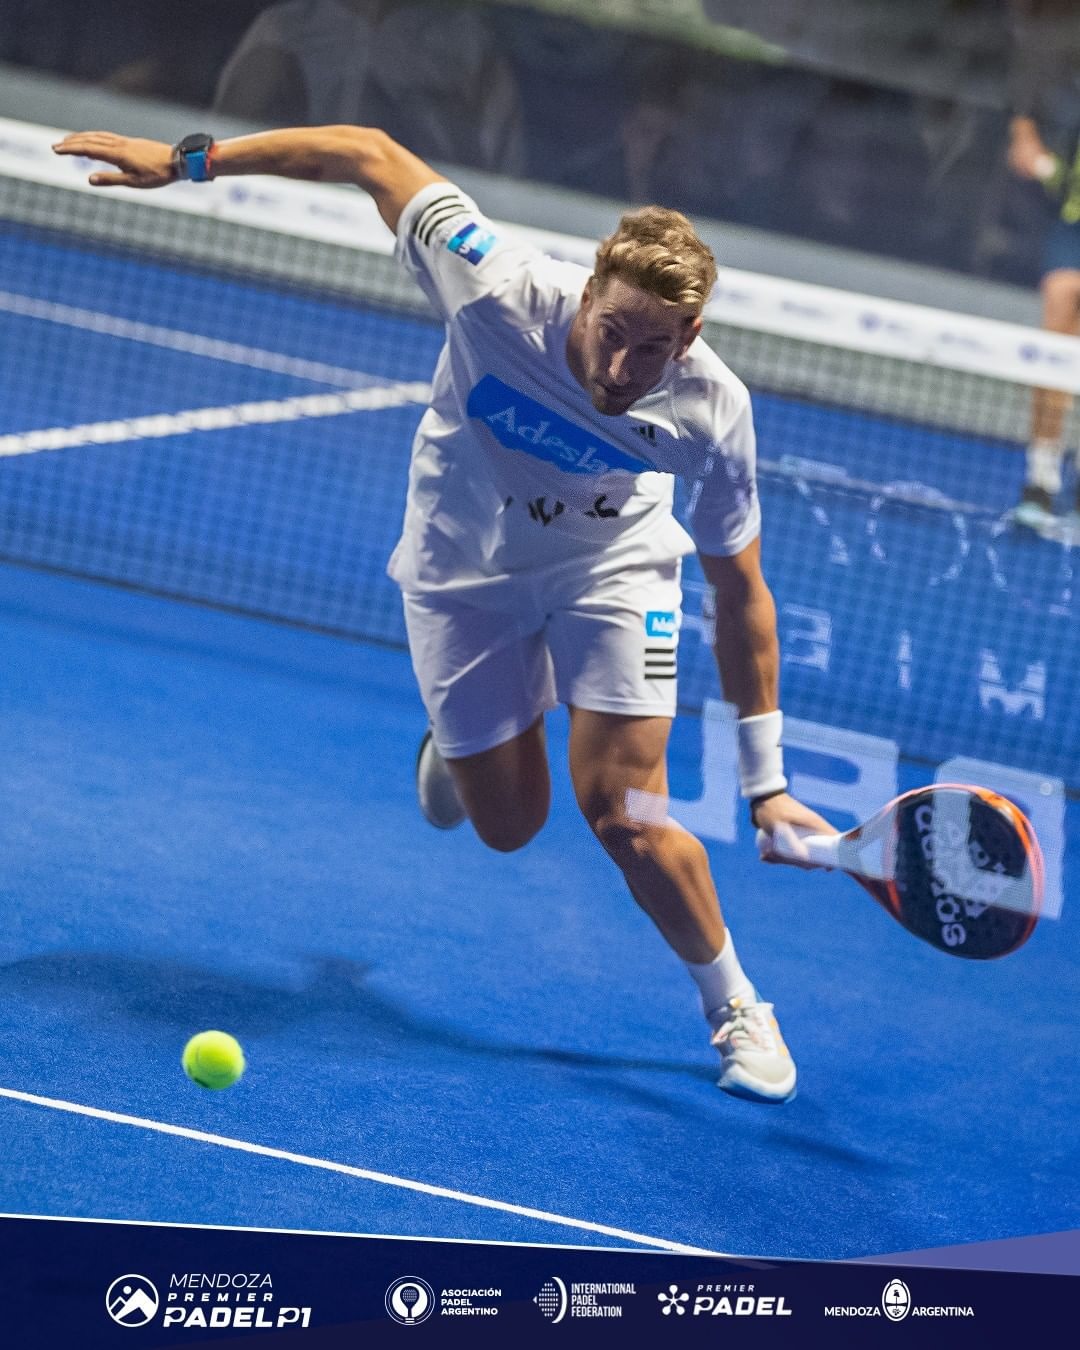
[467,376,655,476]
[106,1274,160,1327]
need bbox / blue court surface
[0,561,1077,1262]
[0,219,1078,1264]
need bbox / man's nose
[607,348,633,385]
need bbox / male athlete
[55,124,835,1104]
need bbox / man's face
[569,275,701,416]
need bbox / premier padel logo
[106,1274,160,1327]
[658,1285,689,1315]
[660,1284,793,1317]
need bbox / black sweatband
[749,787,788,826]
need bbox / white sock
[685,932,756,1029]
[1027,440,1064,493]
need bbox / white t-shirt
[387,182,761,594]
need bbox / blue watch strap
[185,149,211,183]
[173,135,215,183]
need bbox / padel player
[54,124,836,1104]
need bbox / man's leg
[404,590,554,852]
[567,706,795,1103]
[444,717,550,852]
[1019,267,1080,525]
[568,708,723,962]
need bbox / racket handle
[756,827,841,869]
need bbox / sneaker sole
[718,1073,797,1106]
[1013,504,1055,533]
[415,731,467,830]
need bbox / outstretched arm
[52,125,445,233]
[700,540,836,849]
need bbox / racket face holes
[892,787,1038,958]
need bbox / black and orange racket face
[877,785,1042,959]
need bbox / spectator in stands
[1007,0,1080,529]
[486,8,680,204]
[213,0,524,177]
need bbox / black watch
[172,133,215,183]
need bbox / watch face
[179,134,213,153]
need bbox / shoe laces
[711,998,782,1055]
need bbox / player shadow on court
[0,950,742,1115]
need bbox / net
[1,116,1078,797]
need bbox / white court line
[0,289,382,387]
[0,381,432,458]
[0,1087,720,1256]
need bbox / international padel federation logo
[534,1276,568,1322]
[106,1274,160,1327]
[385,1276,435,1326]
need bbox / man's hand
[1007,117,1056,181]
[53,132,175,189]
[754,792,838,869]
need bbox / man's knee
[448,720,550,852]
[471,802,548,853]
[586,805,656,872]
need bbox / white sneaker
[416,729,466,830]
[710,994,797,1105]
[1014,486,1055,532]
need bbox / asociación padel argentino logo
[882,1278,912,1321]
[106,1274,160,1327]
[385,1276,436,1326]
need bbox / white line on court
[0,1087,720,1256]
[0,289,385,387]
[0,381,432,458]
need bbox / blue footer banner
[4,1215,1076,1347]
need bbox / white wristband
[737,710,788,799]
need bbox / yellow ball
[182,1030,245,1090]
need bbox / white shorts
[402,561,683,758]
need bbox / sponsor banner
[466,375,653,475]
[2,1214,1077,1347]
[5,115,1080,394]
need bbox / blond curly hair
[593,206,717,313]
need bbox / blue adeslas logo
[466,376,654,476]
[645,610,677,638]
[447,221,497,265]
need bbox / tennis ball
[182,1030,245,1090]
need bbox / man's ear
[580,276,596,313]
[677,314,702,359]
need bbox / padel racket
[757,783,1043,959]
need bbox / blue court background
[0,221,1077,1262]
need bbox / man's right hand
[52,132,175,189]
[1008,117,1055,181]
